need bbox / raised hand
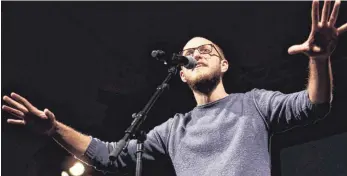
[2,93,57,135]
[288,0,347,59]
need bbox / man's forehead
[183,37,213,50]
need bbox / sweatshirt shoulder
[243,88,277,100]
[235,88,261,102]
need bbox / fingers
[2,105,25,118]
[312,0,320,29]
[321,0,332,24]
[329,0,340,26]
[337,23,347,34]
[10,93,38,113]
[3,95,28,113]
[7,119,26,125]
[288,44,310,55]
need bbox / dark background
[2,1,347,176]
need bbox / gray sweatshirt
[84,89,330,176]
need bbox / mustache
[191,62,208,70]
[195,62,208,67]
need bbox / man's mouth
[196,63,205,68]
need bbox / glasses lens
[198,44,212,54]
[182,49,194,56]
[181,44,213,56]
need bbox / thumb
[44,108,56,121]
[288,44,309,55]
[43,108,57,136]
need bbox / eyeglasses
[179,44,222,58]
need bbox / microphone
[151,50,197,69]
[172,55,197,69]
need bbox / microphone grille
[184,56,197,69]
[151,50,165,58]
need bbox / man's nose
[193,50,202,60]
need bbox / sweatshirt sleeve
[252,89,331,133]
[82,118,174,173]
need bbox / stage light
[61,171,69,176]
[69,162,85,176]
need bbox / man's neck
[192,82,229,106]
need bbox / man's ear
[221,59,229,73]
[180,70,187,82]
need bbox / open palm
[2,93,56,135]
[288,0,347,59]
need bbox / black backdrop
[2,1,347,176]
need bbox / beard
[186,68,222,95]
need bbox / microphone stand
[109,60,179,176]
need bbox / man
[2,0,347,175]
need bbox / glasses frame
[179,44,222,59]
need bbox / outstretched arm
[253,0,347,133]
[288,0,347,103]
[2,93,172,173]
